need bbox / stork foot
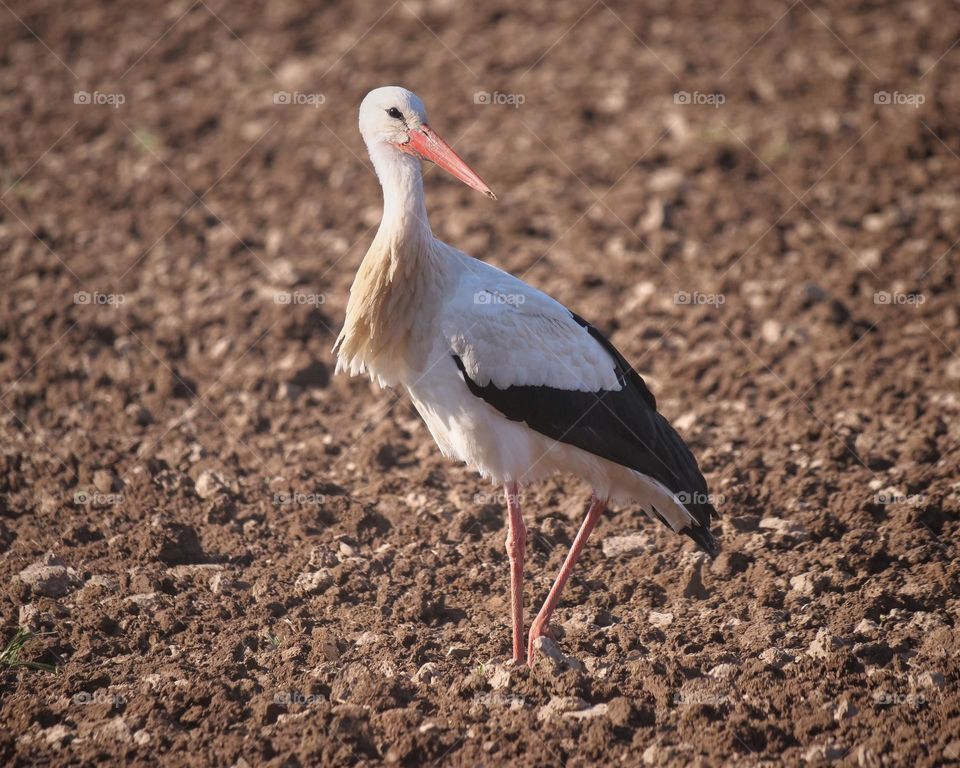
[526,619,555,663]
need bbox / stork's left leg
[504,481,527,663]
[527,493,607,662]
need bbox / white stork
[335,86,718,664]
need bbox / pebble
[537,695,587,721]
[834,698,857,721]
[759,517,810,540]
[854,619,878,636]
[759,647,794,668]
[808,628,842,659]
[446,645,470,660]
[803,742,846,763]
[101,716,132,742]
[44,724,73,747]
[648,611,674,628]
[414,662,439,685]
[761,319,784,344]
[915,671,945,689]
[562,702,609,720]
[643,744,675,765]
[195,470,232,500]
[93,469,119,494]
[488,663,514,691]
[602,533,655,557]
[18,552,83,597]
[133,729,151,746]
[294,569,333,595]
[18,603,41,631]
[790,572,830,596]
[708,662,738,680]
[532,636,585,672]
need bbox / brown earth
[1,0,959,765]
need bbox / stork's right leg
[504,481,526,663]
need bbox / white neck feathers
[335,144,444,381]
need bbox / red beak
[400,124,496,200]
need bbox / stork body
[336,87,718,663]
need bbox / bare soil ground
[1,0,959,765]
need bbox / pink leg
[528,494,606,662]
[504,482,526,663]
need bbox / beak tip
[486,190,497,201]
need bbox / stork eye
[386,107,404,120]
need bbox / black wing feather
[452,313,719,555]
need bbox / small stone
[101,716,132,742]
[294,570,333,595]
[648,611,674,628]
[790,572,829,596]
[128,403,153,426]
[708,662,738,680]
[759,647,793,668]
[93,469,118,494]
[18,552,82,597]
[537,695,587,721]
[532,636,585,672]
[804,742,846,762]
[563,702,609,720]
[854,619,878,636]
[808,628,842,659]
[643,744,662,765]
[44,724,73,746]
[446,646,470,660]
[759,517,809,540]
[281,645,303,662]
[602,533,654,557]
[414,662,439,685]
[915,671,945,689]
[195,470,231,500]
[18,604,41,632]
[761,319,784,344]
[133,729,151,746]
[488,664,513,691]
[125,592,158,606]
[834,698,857,721]
[209,573,232,594]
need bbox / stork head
[359,86,496,199]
